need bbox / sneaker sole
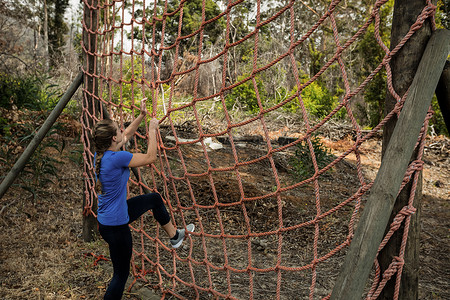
[172,224,195,249]
[171,238,184,249]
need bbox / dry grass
[0,157,110,299]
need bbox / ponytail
[95,152,105,193]
[92,119,117,194]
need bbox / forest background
[1,0,449,134]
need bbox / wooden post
[0,72,83,200]
[82,0,99,242]
[378,1,435,298]
[330,29,450,300]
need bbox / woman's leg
[161,222,177,239]
[127,193,193,247]
[127,193,171,226]
[99,223,133,300]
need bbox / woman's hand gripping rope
[139,97,148,117]
[141,97,159,132]
[127,98,159,168]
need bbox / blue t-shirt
[96,150,133,226]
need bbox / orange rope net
[80,0,436,299]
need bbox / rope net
[81,0,436,299]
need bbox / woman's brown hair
[92,119,117,192]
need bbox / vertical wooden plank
[330,29,450,300]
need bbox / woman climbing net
[92,98,195,299]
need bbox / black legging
[98,193,170,300]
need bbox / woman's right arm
[128,118,159,168]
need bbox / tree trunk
[379,1,436,299]
[81,0,99,242]
[436,61,450,133]
[43,0,49,69]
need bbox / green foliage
[0,125,17,168]
[130,0,225,51]
[357,0,393,127]
[430,96,449,136]
[46,0,70,66]
[0,71,79,198]
[302,82,341,118]
[433,1,450,137]
[0,117,65,199]
[106,56,151,117]
[290,136,334,181]
[22,132,64,199]
[0,73,64,112]
[436,0,450,29]
[106,55,216,123]
[225,75,267,114]
[0,116,8,134]
[283,79,346,119]
[308,42,324,77]
[0,73,42,109]
[105,57,190,121]
[228,1,255,36]
[224,73,346,119]
[68,145,84,165]
[364,71,386,128]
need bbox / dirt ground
[0,119,448,299]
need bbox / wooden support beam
[330,29,450,300]
[0,72,83,200]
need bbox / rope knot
[382,256,404,280]
[393,256,404,266]
[409,160,424,172]
[399,206,416,217]
[389,206,416,231]
[382,55,391,66]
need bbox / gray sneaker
[170,224,195,249]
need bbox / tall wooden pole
[378,1,436,299]
[330,29,450,300]
[82,0,99,242]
